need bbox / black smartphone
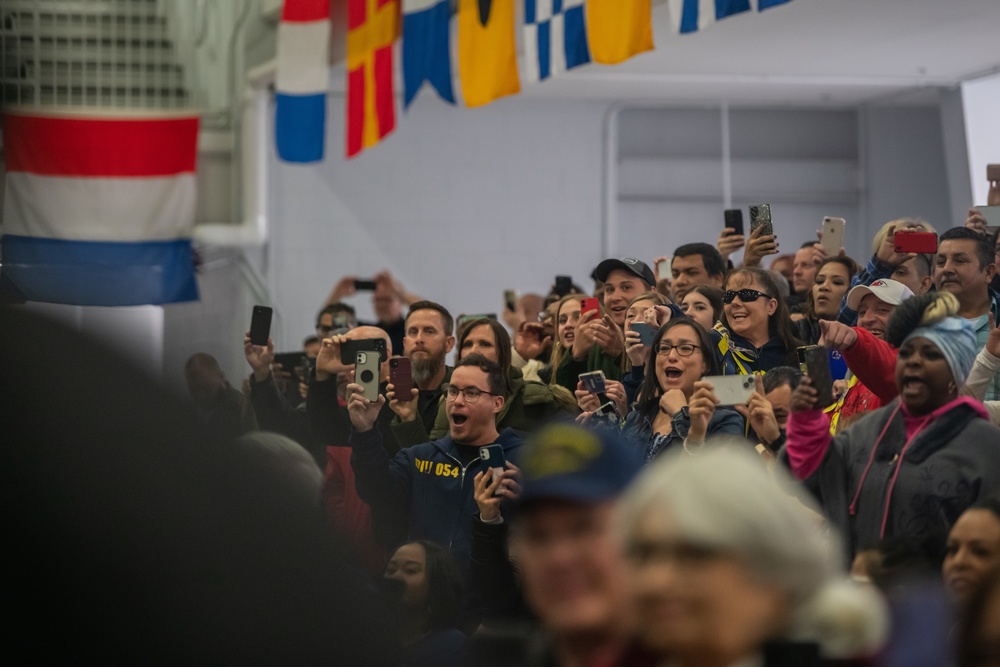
[724,208,745,237]
[504,289,518,312]
[389,357,414,400]
[749,204,773,237]
[354,279,377,291]
[249,305,273,346]
[554,275,573,297]
[631,322,657,346]
[273,352,307,377]
[804,345,834,408]
[340,337,388,365]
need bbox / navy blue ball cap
[516,422,644,508]
[591,257,656,288]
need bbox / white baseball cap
[846,279,914,311]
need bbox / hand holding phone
[354,279,377,291]
[724,209,745,237]
[703,374,755,406]
[580,297,601,320]
[340,337,389,365]
[749,204,773,237]
[804,346,835,408]
[479,444,506,494]
[630,322,657,346]
[821,217,846,256]
[579,371,608,395]
[389,357,414,401]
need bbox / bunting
[1,110,200,306]
[585,0,654,65]
[523,0,591,83]
[457,0,520,108]
[667,0,794,34]
[402,0,455,106]
[275,0,331,163]
[346,0,400,157]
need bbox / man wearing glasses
[346,354,523,576]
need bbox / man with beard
[387,301,456,446]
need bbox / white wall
[962,72,1000,207]
[267,95,611,349]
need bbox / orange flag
[457,0,520,108]
[586,0,654,65]
[346,0,400,157]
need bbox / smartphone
[748,204,773,237]
[804,345,835,408]
[554,275,573,297]
[656,258,671,281]
[273,352,307,377]
[705,374,755,406]
[504,289,518,312]
[389,356,414,401]
[724,209,745,237]
[579,370,607,394]
[596,400,622,426]
[479,444,506,491]
[354,279,377,291]
[631,322,657,346]
[821,216,846,256]
[249,305,273,346]
[988,164,1000,182]
[977,205,1000,235]
[580,297,601,319]
[893,231,938,254]
[355,351,380,401]
[340,337,388,365]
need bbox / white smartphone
[656,258,671,280]
[355,351,380,402]
[704,374,755,406]
[821,217,846,256]
[977,205,1000,236]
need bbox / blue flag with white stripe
[524,0,591,84]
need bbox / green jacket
[554,343,624,394]
[393,367,578,448]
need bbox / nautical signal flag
[346,0,400,158]
[585,0,653,65]
[667,0,794,34]
[275,0,331,163]
[523,0,591,84]
[402,0,455,107]
[1,110,200,306]
[457,0,520,108]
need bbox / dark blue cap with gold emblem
[516,422,644,508]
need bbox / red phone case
[389,357,414,401]
[894,231,938,254]
[581,297,600,319]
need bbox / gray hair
[619,441,840,617]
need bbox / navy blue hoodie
[349,426,523,573]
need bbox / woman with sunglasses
[718,268,802,374]
[621,318,745,460]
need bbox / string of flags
[276,0,794,162]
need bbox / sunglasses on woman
[722,289,770,305]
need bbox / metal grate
[1,0,195,108]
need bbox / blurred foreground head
[0,306,397,665]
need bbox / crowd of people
[9,194,1000,664]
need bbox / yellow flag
[457,0,520,108]
[587,0,654,65]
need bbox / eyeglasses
[722,289,769,304]
[656,343,699,357]
[444,385,499,403]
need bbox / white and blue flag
[668,0,793,35]
[523,0,591,83]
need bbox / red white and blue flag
[1,109,200,306]
[275,0,331,162]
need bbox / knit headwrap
[902,316,977,389]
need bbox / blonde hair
[920,291,960,326]
[547,294,585,386]
[870,217,936,254]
